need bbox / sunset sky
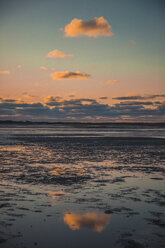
[0,0,165,121]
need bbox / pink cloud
[47,49,73,58]
[17,65,22,69]
[40,66,48,71]
[106,80,118,85]
[64,17,114,37]
[129,40,136,46]
[50,71,90,80]
[0,70,10,75]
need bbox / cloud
[129,40,136,46]
[17,65,22,69]
[106,80,118,85]
[99,97,108,100]
[64,212,110,232]
[64,17,114,37]
[40,66,48,71]
[0,70,10,75]
[23,93,37,99]
[50,71,90,80]
[113,94,165,100]
[44,96,63,106]
[68,94,76,98]
[47,49,73,58]
[0,97,23,104]
[0,96,164,122]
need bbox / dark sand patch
[116,239,144,248]
[145,218,165,228]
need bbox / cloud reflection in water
[64,212,111,232]
[47,191,66,199]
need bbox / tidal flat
[0,123,165,248]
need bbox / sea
[0,123,165,248]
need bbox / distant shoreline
[0,120,164,127]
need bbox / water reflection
[0,125,165,248]
[50,168,88,177]
[64,212,111,232]
[47,191,66,199]
[0,145,24,152]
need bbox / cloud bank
[64,17,114,37]
[50,71,90,80]
[99,97,108,100]
[0,96,164,122]
[113,94,165,100]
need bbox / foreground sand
[0,124,165,248]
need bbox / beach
[0,123,165,248]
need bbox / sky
[0,0,165,122]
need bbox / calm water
[0,123,165,248]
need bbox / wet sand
[0,123,165,248]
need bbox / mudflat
[0,123,165,248]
